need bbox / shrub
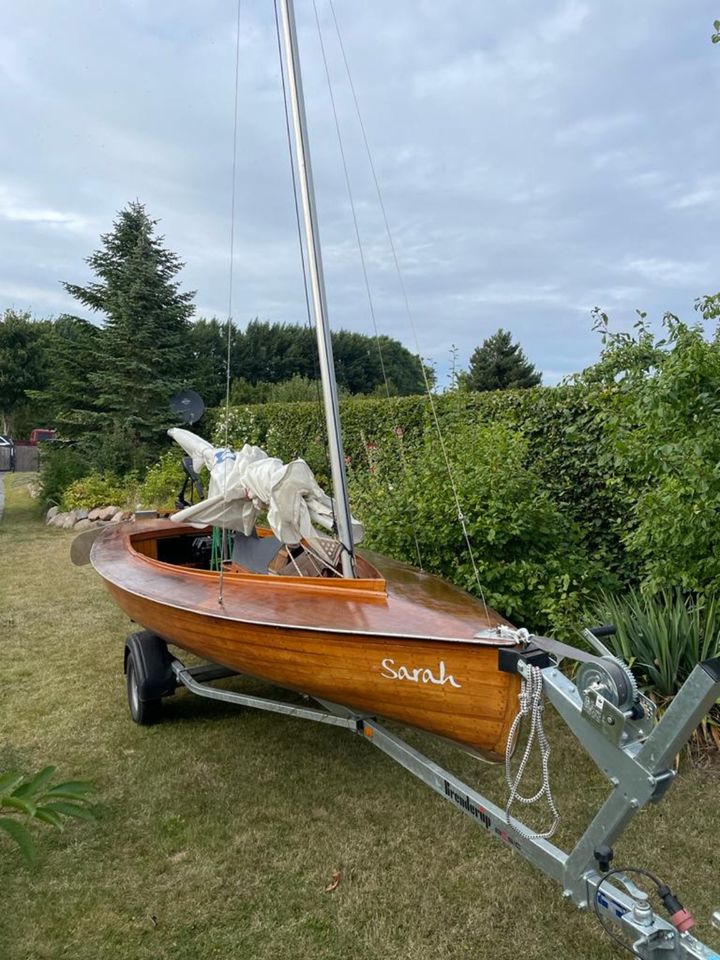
[60,472,134,511]
[137,451,187,511]
[349,420,612,634]
[0,766,95,866]
[39,445,90,507]
[581,312,720,595]
[625,323,720,594]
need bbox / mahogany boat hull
[92,520,521,759]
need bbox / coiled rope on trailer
[504,665,560,840]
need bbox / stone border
[46,504,131,530]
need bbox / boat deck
[91,520,515,645]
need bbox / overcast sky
[2,0,719,385]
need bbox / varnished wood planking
[94,522,516,642]
[95,520,521,758]
[132,538,158,560]
[104,584,518,757]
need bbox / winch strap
[529,634,606,666]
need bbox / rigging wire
[326,0,488,612]
[272,0,339,540]
[218,0,244,607]
[310,0,423,571]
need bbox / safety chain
[505,665,560,840]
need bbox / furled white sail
[168,427,364,547]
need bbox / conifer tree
[464,328,541,392]
[29,316,102,439]
[64,202,195,471]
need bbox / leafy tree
[63,201,195,472]
[266,374,321,403]
[331,330,430,395]
[695,291,720,322]
[0,310,49,435]
[464,328,541,392]
[229,377,272,406]
[230,319,428,397]
[228,375,341,406]
[232,319,310,384]
[712,18,720,43]
[187,317,231,408]
[579,309,720,595]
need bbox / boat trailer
[123,628,720,960]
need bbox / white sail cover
[168,427,364,547]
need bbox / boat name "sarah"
[380,658,461,688]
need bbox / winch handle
[582,625,617,660]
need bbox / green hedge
[205,386,624,634]
[208,385,619,559]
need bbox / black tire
[126,653,162,725]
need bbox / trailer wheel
[126,651,162,725]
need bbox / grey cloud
[0,0,718,385]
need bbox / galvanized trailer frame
[126,632,720,960]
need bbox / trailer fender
[124,631,176,701]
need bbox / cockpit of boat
[133,525,383,583]
[123,455,385,587]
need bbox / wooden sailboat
[89,0,521,759]
[92,521,519,757]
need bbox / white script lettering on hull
[380,658,462,688]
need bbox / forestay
[168,427,364,548]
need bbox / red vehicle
[29,428,56,444]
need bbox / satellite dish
[169,389,205,426]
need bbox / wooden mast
[277,0,356,578]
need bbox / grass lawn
[2,473,719,960]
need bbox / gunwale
[91,519,518,646]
